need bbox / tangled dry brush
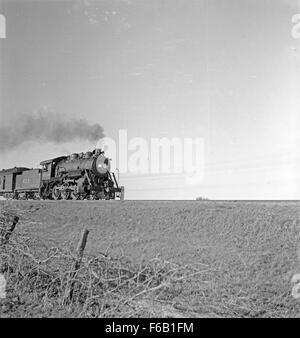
[0,208,207,318]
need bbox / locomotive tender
[0,149,124,200]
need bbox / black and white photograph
[0,0,300,322]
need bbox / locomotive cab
[40,156,68,181]
[40,163,52,181]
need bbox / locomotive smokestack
[0,111,105,152]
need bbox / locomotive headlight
[95,155,111,175]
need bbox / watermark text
[292,14,300,39]
[97,130,205,185]
[0,274,6,299]
[0,13,6,39]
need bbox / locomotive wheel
[61,184,71,200]
[78,192,89,200]
[71,186,79,200]
[85,194,93,200]
[61,190,71,200]
[33,192,40,200]
[52,185,61,200]
[71,192,79,200]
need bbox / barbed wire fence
[0,208,210,318]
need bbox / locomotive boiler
[0,149,124,201]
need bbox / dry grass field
[1,200,300,318]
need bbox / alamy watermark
[97,130,205,185]
[291,273,300,299]
[0,274,6,299]
[0,13,6,39]
[291,14,300,39]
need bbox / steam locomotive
[0,149,124,200]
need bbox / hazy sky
[0,0,300,199]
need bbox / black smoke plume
[0,112,105,152]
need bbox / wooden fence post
[64,229,89,303]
